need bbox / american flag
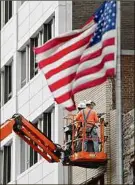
[34,0,117,111]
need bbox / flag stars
[109,9,112,13]
[91,1,116,47]
[106,15,109,20]
[100,10,103,13]
[113,3,116,7]
[108,19,111,23]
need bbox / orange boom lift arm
[0,114,62,163]
[0,113,108,168]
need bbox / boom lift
[0,113,108,168]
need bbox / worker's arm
[75,111,82,121]
[94,111,99,123]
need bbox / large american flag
[34,0,117,111]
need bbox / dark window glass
[30,36,39,79]
[5,1,8,24]
[9,1,12,20]
[8,65,12,95]
[4,64,12,104]
[3,145,11,184]
[30,123,38,167]
[43,112,51,140]
[43,20,52,43]
[5,1,12,24]
[21,50,26,88]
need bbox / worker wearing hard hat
[77,102,86,112]
[74,102,86,152]
[76,102,86,131]
[76,100,99,152]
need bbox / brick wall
[121,55,135,113]
[72,0,101,30]
[112,55,135,113]
[121,2,135,50]
[123,109,134,184]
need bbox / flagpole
[116,1,123,184]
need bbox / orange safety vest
[76,108,99,125]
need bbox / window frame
[1,1,13,26]
[29,123,38,167]
[43,112,52,140]
[43,17,55,43]
[3,61,13,104]
[3,144,12,184]
[21,49,27,88]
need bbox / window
[2,62,13,104]
[30,31,44,80]
[39,31,44,46]
[29,17,54,80]
[30,37,38,79]
[43,18,55,43]
[20,46,29,89]
[1,1,13,27]
[5,1,12,24]
[21,50,26,88]
[29,123,38,167]
[20,140,30,173]
[43,112,52,140]
[3,145,11,184]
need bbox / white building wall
[0,1,72,184]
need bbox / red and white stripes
[34,17,116,111]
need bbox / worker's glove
[97,113,106,118]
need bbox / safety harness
[82,109,95,136]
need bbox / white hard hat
[78,102,86,109]
[86,100,96,106]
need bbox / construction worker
[74,102,86,152]
[76,102,86,134]
[76,100,99,152]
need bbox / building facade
[0,1,134,185]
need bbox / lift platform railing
[71,118,106,154]
[63,113,107,155]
